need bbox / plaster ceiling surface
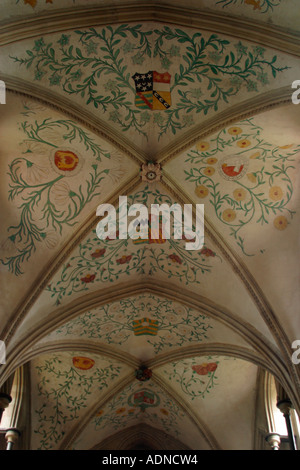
[30,350,132,450]
[155,355,258,450]
[10,181,276,350]
[0,92,139,325]
[0,0,299,452]
[36,293,254,361]
[0,22,298,156]
[71,378,211,450]
[165,104,300,341]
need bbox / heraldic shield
[132,71,171,110]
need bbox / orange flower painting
[72,357,95,370]
[54,150,79,172]
[192,363,218,375]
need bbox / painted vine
[163,357,220,400]
[46,187,219,305]
[53,294,213,354]
[33,354,122,450]
[92,383,184,438]
[0,108,111,276]
[216,0,281,13]
[11,25,287,139]
[185,118,298,255]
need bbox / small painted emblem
[132,71,171,110]
[132,317,159,336]
[128,389,160,412]
[218,154,248,180]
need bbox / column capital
[265,433,281,450]
[5,428,21,445]
[0,393,12,410]
[277,398,293,416]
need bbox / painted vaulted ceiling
[0,0,299,450]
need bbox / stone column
[5,428,21,450]
[265,432,281,450]
[277,399,297,451]
[0,393,12,423]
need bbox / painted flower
[196,141,210,152]
[24,0,37,7]
[237,139,251,148]
[34,70,45,81]
[278,144,294,149]
[49,74,62,86]
[25,160,49,184]
[116,255,132,265]
[233,188,247,201]
[230,76,243,88]
[222,209,236,222]
[169,254,182,264]
[140,111,151,123]
[192,363,218,375]
[249,152,261,159]
[54,150,79,172]
[160,409,169,416]
[132,53,144,65]
[57,34,70,46]
[51,181,72,206]
[21,140,48,155]
[72,356,95,370]
[246,80,258,92]
[85,41,97,56]
[81,274,96,283]
[169,45,180,57]
[153,113,164,125]
[208,51,222,63]
[122,40,135,54]
[207,158,218,165]
[116,407,126,415]
[235,41,248,55]
[71,69,83,82]
[104,79,118,93]
[190,88,203,100]
[253,46,265,57]
[91,248,106,258]
[195,185,209,198]
[228,126,242,136]
[95,410,104,417]
[200,248,215,257]
[109,110,120,123]
[128,409,135,415]
[273,215,288,231]
[33,38,45,51]
[105,303,119,316]
[257,72,269,85]
[161,56,172,70]
[203,166,215,177]
[269,186,283,201]
[182,115,194,127]
[43,230,59,250]
[247,172,257,183]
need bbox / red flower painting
[192,363,218,375]
[169,254,182,264]
[200,248,215,258]
[116,255,132,265]
[81,274,96,283]
[91,248,106,258]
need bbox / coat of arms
[132,71,171,110]
[128,389,160,412]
